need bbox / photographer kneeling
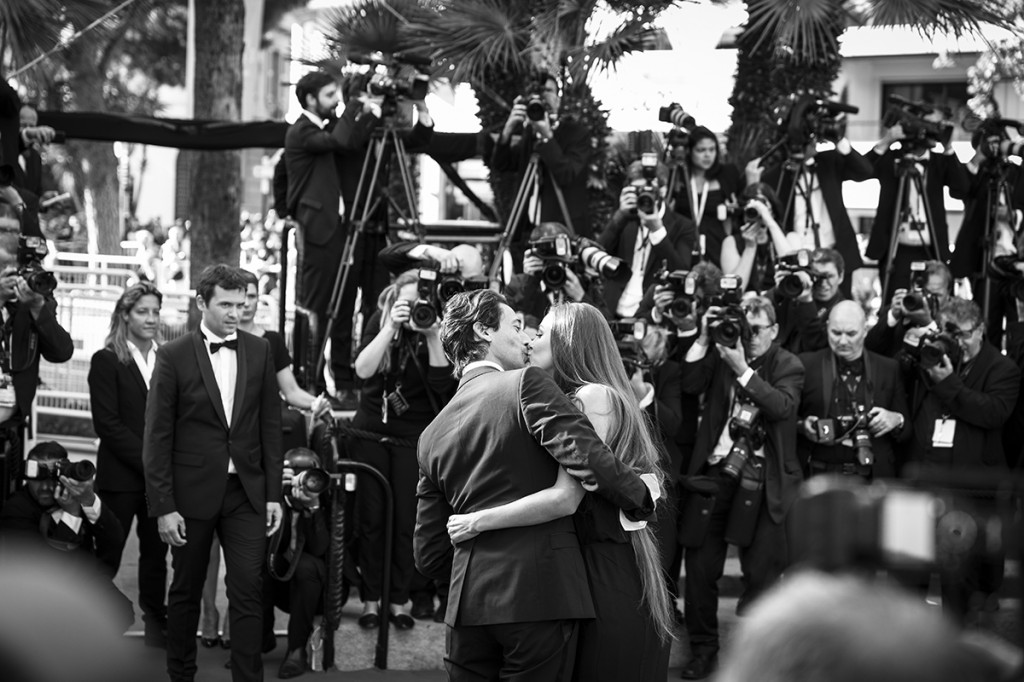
[678,295,804,679]
[0,441,132,629]
[265,448,332,679]
[798,301,910,480]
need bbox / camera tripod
[489,151,575,280]
[775,153,827,249]
[314,115,422,383]
[977,160,1019,321]
[880,151,943,301]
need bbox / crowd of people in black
[2,65,1024,682]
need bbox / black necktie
[209,338,238,354]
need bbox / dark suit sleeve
[378,241,422,275]
[329,100,378,150]
[927,354,1020,430]
[414,464,455,581]
[490,135,521,173]
[294,117,345,154]
[793,300,826,352]
[865,309,900,355]
[536,123,588,188]
[838,148,874,182]
[301,503,332,558]
[680,345,717,396]
[519,366,654,519]
[650,223,691,272]
[652,362,683,440]
[89,500,127,578]
[888,364,912,444]
[34,300,74,363]
[260,341,284,504]
[941,153,970,200]
[743,349,804,422]
[598,210,628,251]
[88,350,144,477]
[143,346,179,517]
[272,156,289,217]
[403,121,434,152]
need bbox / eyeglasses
[950,325,979,338]
[749,324,772,336]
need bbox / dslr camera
[658,103,696,130]
[609,318,650,377]
[17,235,58,297]
[655,265,698,318]
[778,93,859,155]
[989,255,1024,302]
[410,267,494,327]
[903,326,961,371]
[721,402,766,479]
[901,260,933,314]
[705,275,748,348]
[815,404,874,467]
[632,152,661,215]
[882,94,954,149]
[24,457,96,482]
[283,448,331,496]
[776,249,823,299]
[528,234,631,289]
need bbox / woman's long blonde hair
[547,302,675,642]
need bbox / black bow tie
[208,338,238,354]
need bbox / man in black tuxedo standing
[414,290,656,681]
[143,265,283,682]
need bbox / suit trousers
[166,477,267,682]
[352,437,418,604]
[105,490,168,627]
[267,552,325,652]
[446,620,579,682]
[683,465,788,657]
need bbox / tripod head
[895,152,926,177]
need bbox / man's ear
[472,321,492,343]
[196,295,207,313]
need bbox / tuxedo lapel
[191,331,229,430]
[230,334,249,430]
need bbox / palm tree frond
[2,0,127,73]
[744,0,841,64]
[860,0,1015,36]
[567,19,666,83]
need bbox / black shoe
[358,612,380,629]
[410,593,435,620]
[277,648,307,679]
[388,610,415,630]
[144,624,167,648]
[680,653,717,680]
[433,598,447,623]
[200,636,221,648]
[220,637,231,650]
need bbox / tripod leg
[881,170,909,302]
[914,173,944,264]
[488,158,540,280]
[390,134,422,238]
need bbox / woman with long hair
[88,281,168,647]
[720,182,793,293]
[672,126,745,267]
[446,301,673,680]
[351,269,455,630]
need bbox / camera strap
[267,508,308,582]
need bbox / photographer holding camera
[865,259,951,358]
[720,183,794,294]
[263,448,332,679]
[797,301,909,480]
[677,295,804,679]
[905,298,1019,623]
[765,247,847,355]
[0,441,132,629]
[492,71,592,246]
[0,233,73,503]
[349,269,455,630]
[599,156,697,319]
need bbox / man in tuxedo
[414,289,656,681]
[599,159,697,319]
[284,70,377,402]
[143,264,283,682]
[797,301,910,479]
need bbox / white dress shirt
[128,339,158,390]
[200,321,238,473]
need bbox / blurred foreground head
[716,571,1019,682]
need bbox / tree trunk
[188,0,245,282]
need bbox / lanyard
[690,176,710,226]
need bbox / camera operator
[865,115,969,294]
[505,221,607,331]
[720,183,793,293]
[906,297,1019,623]
[797,301,909,480]
[16,104,58,199]
[0,441,132,629]
[0,233,73,502]
[765,247,847,355]
[349,269,455,630]
[491,71,592,250]
[599,157,697,319]
[865,259,951,357]
[264,448,331,679]
[677,295,804,679]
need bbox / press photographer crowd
[5,60,1024,682]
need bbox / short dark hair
[295,71,336,109]
[440,290,507,377]
[195,264,247,303]
[28,441,67,461]
[812,247,845,279]
[742,182,782,220]
[239,269,259,290]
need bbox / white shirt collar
[199,321,237,344]
[462,360,504,376]
[127,338,157,356]
[303,109,327,129]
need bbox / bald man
[378,241,485,279]
[796,300,911,479]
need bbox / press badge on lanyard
[932,417,956,448]
[0,340,14,408]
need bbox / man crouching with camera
[678,294,804,680]
[797,301,909,480]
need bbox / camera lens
[542,263,567,288]
[410,300,437,328]
[295,469,331,495]
[636,191,656,214]
[526,97,547,122]
[61,459,96,482]
[438,277,464,303]
[743,205,760,222]
[902,292,925,312]
[669,297,692,318]
[778,273,804,299]
[710,319,741,348]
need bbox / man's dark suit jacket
[143,329,283,520]
[797,349,911,478]
[284,102,376,247]
[597,209,697,316]
[764,148,873,272]
[649,360,684,482]
[491,117,592,238]
[88,347,149,493]
[950,165,1024,279]
[681,343,805,523]
[414,364,654,627]
[6,300,73,421]
[864,147,970,264]
[909,343,1020,469]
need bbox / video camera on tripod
[528,233,630,289]
[776,93,859,155]
[963,115,1024,162]
[882,95,954,149]
[347,51,431,119]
